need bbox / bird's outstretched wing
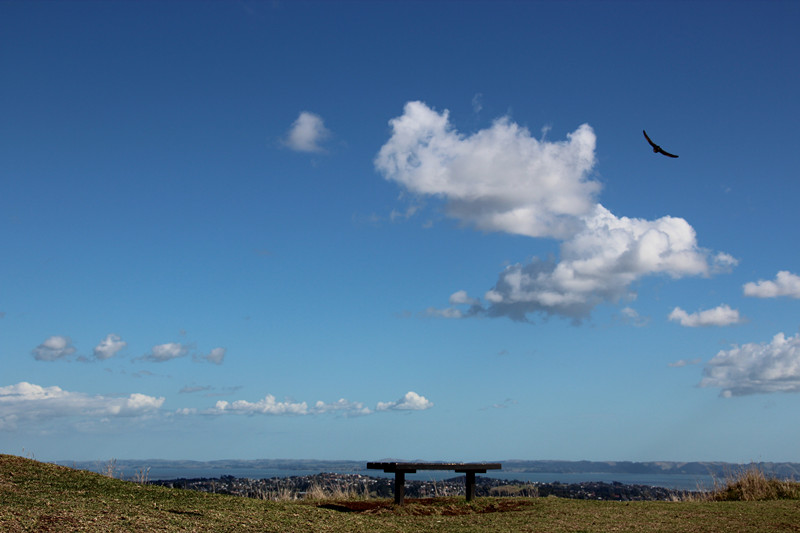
[642,129,657,148]
[643,129,679,158]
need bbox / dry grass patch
[707,465,800,501]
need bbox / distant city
[58,458,800,490]
[150,472,685,502]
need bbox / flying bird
[643,130,678,158]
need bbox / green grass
[3,454,800,532]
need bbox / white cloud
[376,391,434,411]
[376,102,731,323]
[210,395,309,415]
[313,398,372,416]
[743,271,800,299]
[197,347,226,365]
[449,290,479,306]
[145,342,189,362]
[284,111,330,153]
[668,304,743,327]
[206,391,432,416]
[93,334,126,360]
[480,205,719,322]
[420,290,484,320]
[31,336,76,361]
[208,396,371,416]
[0,382,164,430]
[711,252,739,273]
[375,101,600,240]
[701,332,800,397]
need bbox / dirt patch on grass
[35,514,81,532]
[318,498,534,515]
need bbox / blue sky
[2,1,800,464]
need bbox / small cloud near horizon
[668,305,744,327]
[376,391,433,411]
[198,391,433,417]
[0,382,164,430]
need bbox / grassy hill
[3,454,800,532]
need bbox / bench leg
[465,471,476,502]
[394,471,405,505]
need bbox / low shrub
[709,466,800,501]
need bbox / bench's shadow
[318,503,356,513]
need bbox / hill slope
[3,454,800,532]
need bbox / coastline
[52,458,797,491]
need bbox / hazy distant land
[57,458,800,481]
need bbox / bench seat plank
[366,462,501,504]
[367,462,501,471]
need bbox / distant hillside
[59,458,368,479]
[57,458,800,480]
[501,460,800,479]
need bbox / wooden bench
[367,462,502,504]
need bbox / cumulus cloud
[313,398,372,416]
[701,332,800,397]
[376,101,600,239]
[210,395,309,415]
[144,342,190,362]
[196,347,226,365]
[0,382,165,430]
[376,391,434,411]
[668,304,743,327]
[284,111,330,153]
[375,102,731,323]
[93,334,126,360]
[481,205,724,322]
[31,336,76,361]
[423,290,483,319]
[743,271,800,299]
[205,391,432,416]
[449,290,479,306]
[711,253,739,274]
